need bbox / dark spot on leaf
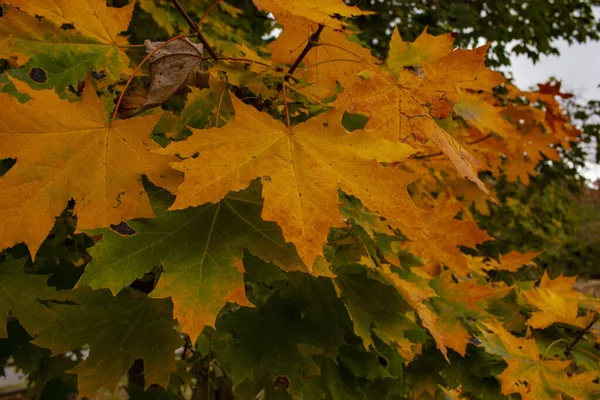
[110,221,137,236]
[35,14,44,21]
[378,356,388,367]
[29,67,47,83]
[60,23,75,30]
[92,70,107,80]
[262,175,272,182]
[273,376,290,389]
[191,152,200,159]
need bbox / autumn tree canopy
[0,0,599,399]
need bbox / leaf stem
[170,0,219,60]
[282,78,291,131]
[216,57,271,68]
[299,58,363,71]
[313,42,365,60]
[413,134,494,159]
[285,24,325,82]
[215,86,226,128]
[199,0,224,27]
[117,44,147,48]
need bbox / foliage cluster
[1,1,600,399]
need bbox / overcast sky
[508,39,600,182]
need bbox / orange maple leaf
[0,79,181,256]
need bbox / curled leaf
[143,38,205,109]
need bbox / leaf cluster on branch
[0,0,598,399]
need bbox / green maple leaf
[208,270,353,393]
[300,355,368,400]
[334,265,422,360]
[0,258,64,338]
[79,180,303,340]
[210,292,333,392]
[32,287,181,398]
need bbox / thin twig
[285,24,325,82]
[199,0,224,26]
[170,0,198,32]
[216,56,271,68]
[170,0,219,60]
[565,313,598,355]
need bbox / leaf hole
[110,221,137,236]
[0,158,16,178]
[273,376,290,389]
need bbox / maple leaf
[0,258,65,338]
[523,272,600,329]
[33,287,182,398]
[374,263,469,361]
[269,15,378,98]
[0,1,133,89]
[485,250,541,272]
[0,78,181,256]
[160,94,419,266]
[333,265,422,361]
[403,202,492,277]
[478,321,600,400]
[210,281,348,391]
[252,0,372,29]
[79,180,302,339]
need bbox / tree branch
[170,0,219,60]
[284,24,325,82]
[565,313,598,355]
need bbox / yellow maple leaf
[253,0,371,29]
[523,272,600,329]
[160,95,418,267]
[478,321,600,400]
[0,79,181,256]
